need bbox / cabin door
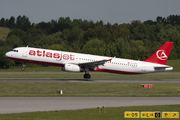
[141,63,146,72]
[22,47,28,57]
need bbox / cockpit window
[11,50,18,52]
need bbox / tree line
[0,15,180,69]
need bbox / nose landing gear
[21,63,25,71]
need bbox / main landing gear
[83,68,91,79]
[21,63,25,71]
[84,74,91,79]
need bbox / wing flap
[78,59,110,69]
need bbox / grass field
[0,104,179,120]
[0,82,180,97]
[0,27,11,41]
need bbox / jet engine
[61,64,84,72]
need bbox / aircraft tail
[144,42,173,65]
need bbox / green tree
[71,19,83,28]
[157,24,179,44]
[50,19,58,33]
[130,40,149,60]
[36,22,51,34]
[16,15,31,31]
[115,38,131,58]
[7,16,15,29]
[156,16,165,23]
[5,35,23,48]
[0,46,15,69]
[24,28,45,46]
[82,39,106,56]
[0,39,5,47]
[169,46,178,60]
[57,17,72,32]
[62,26,84,44]
[166,15,180,25]
[36,31,65,49]
[81,20,95,31]
[7,29,25,41]
[0,18,6,27]
[48,44,65,51]
[143,20,155,25]
[85,26,110,42]
[129,20,148,40]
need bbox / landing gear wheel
[21,63,25,71]
[21,67,25,71]
[84,67,90,79]
[83,74,91,79]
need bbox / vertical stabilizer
[144,42,173,65]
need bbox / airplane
[5,42,173,79]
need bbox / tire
[83,74,91,79]
[21,67,25,71]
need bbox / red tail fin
[144,42,173,65]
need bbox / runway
[0,97,180,114]
[0,78,180,84]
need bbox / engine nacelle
[62,64,84,72]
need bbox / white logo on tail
[156,50,168,60]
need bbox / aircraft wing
[77,59,111,69]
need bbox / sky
[0,0,180,24]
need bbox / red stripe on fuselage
[102,69,142,74]
[92,68,142,74]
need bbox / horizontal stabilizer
[154,66,173,71]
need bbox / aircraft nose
[5,52,10,57]
[5,52,8,57]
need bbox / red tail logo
[156,50,168,60]
[144,42,173,65]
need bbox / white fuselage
[5,47,173,74]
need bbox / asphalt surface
[1,97,180,114]
[0,78,180,84]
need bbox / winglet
[144,42,173,65]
